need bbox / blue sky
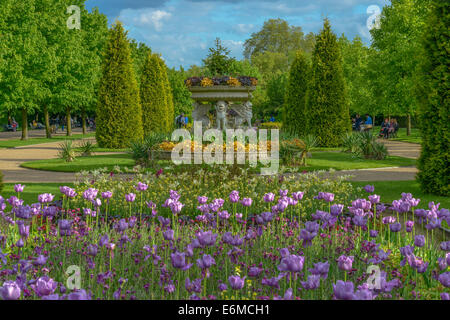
[85,0,389,69]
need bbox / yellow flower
[227,77,241,87]
[201,77,214,87]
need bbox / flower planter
[150,149,261,162]
[187,85,257,102]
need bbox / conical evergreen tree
[140,53,168,135]
[96,22,143,148]
[157,56,175,131]
[416,0,449,196]
[284,50,310,136]
[306,19,350,147]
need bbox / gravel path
[0,138,422,183]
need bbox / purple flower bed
[0,181,449,300]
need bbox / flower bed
[185,76,258,87]
[0,173,449,300]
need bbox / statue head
[243,101,252,110]
[216,100,227,111]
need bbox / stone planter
[188,85,256,102]
[150,149,261,162]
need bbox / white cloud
[122,9,172,31]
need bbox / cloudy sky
[85,0,388,69]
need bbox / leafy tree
[370,0,429,135]
[307,19,350,147]
[130,39,152,86]
[96,22,143,148]
[167,67,192,119]
[0,0,51,140]
[202,38,235,76]
[284,51,310,136]
[140,53,168,135]
[416,0,449,196]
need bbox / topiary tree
[306,19,350,147]
[96,22,143,148]
[140,53,168,135]
[157,56,175,132]
[416,0,449,196]
[283,50,310,136]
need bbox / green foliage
[307,19,351,147]
[202,38,235,76]
[0,170,3,193]
[140,53,169,135]
[96,22,143,148]
[284,50,310,136]
[58,140,76,162]
[370,0,429,121]
[158,57,174,132]
[129,132,169,166]
[259,122,283,130]
[350,131,388,160]
[167,67,192,118]
[78,140,95,156]
[341,132,360,153]
[416,0,449,197]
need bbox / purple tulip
[441,293,450,300]
[135,182,148,191]
[405,221,414,232]
[389,222,401,232]
[263,193,275,202]
[330,204,344,216]
[196,254,216,269]
[171,252,192,271]
[17,221,30,239]
[229,191,240,203]
[58,219,72,236]
[14,184,25,193]
[382,216,396,224]
[441,241,450,252]
[196,231,217,247]
[33,255,47,266]
[301,275,320,290]
[33,276,57,297]
[218,283,227,291]
[82,188,98,201]
[370,230,378,238]
[278,253,304,273]
[333,280,355,300]
[101,191,113,200]
[364,185,375,193]
[438,272,450,288]
[414,235,425,248]
[248,267,263,278]
[163,229,175,241]
[38,193,54,204]
[337,255,354,272]
[87,244,98,257]
[218,210,230,220]
[368,194,380,204]
[197,196,208,204]
[228,275,245,290]
[292,191,304,201]
[0,281,21,300]
[309,261,330,279]
[67,289,91,300]
[241,198,252,207]
[125,193,136,202]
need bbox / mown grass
[0,133,95,148]
[373,126,422,144]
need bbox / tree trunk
[44,105,51,139]
[407,113,411,136]
[82,109,87,135]
[66,107,72,136]
[21,108,28,140]
[373,115,376,127]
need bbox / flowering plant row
[157,141,273,153]
[185,76,258,87]
[0,173,448,300]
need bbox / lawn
[1,183,74,204]
[351,180,450,209]
[20,153,134,172]
[19,151,416,173]
[373,126,422,144]
[0,133,95,148]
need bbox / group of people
[175,113,189,129]
[352,114,373,132]
[379,118,399,139]
[5,116,18,131]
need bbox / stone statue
[230,101,253,129]
[215,100,228,130]
[191,101,211,129]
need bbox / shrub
[307,19,351,147]
[416,0,449,196]
[58,140,76,162]
[259,122,282,130]
[96,22,143,148]
[351,131,388,160]
[78,140,95,156]
[341,132,360,153]
[129,132,170,166]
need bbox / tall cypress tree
[416,0,449,196]
[284,50,310,136]
[96,22,143,148]
[158,56,175,131]
[306,19,350,147]
[140,53,168,135]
